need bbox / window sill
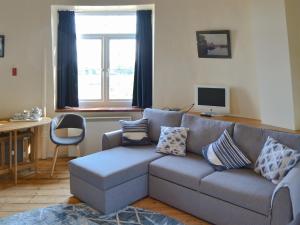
[55,107,143,113]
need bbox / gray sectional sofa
[69,108,300,225]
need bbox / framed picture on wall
[196,30,231,58]
[0,35,4,57]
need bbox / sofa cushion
[150,153,214,191]
[199,169,276,215]
[143,108,183,143]
[232,124,264,165]
[233,124,300,165]
[156,126,189,156]
[255,136,300,184]
[202,130,251,171]
[69,145,163,190]
[180,114,234,154]
[264,129,300,151]
[119,118,151,146]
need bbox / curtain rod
[74,11,138,16]
[53,5,154,13]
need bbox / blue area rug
[0,203,184,225]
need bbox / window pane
[109,39,136,100]
[77,39,102,100]
[76,14,136,35]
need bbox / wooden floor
[0,158,209,225]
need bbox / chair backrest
[51,114,86,131]
[50,114,86,145]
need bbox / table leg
[33,127,40,173]
[1,141,5,167]
[9,132,12,171]
[14,130,18,185]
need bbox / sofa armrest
[102,130,122,150]
[288,213,300,225]
[272,163,300,220]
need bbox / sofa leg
[51,145,60,177]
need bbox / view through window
[75,13,136,106]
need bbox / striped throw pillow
[202,130,251,171]
[120,118,151,146]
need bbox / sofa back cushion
[232,124,264,165]
[264,129,300,151]
[180,114,234,154]
[233,124,300,166]
[143,108,183,143]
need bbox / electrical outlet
[12,67,17,76]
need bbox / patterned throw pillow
[120,118,151,146]
[156,126,189,156]
[254,136,300,184]
[202,130,251,171]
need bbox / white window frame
[76,12,136,108]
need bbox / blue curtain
[57,11,79,109]
[132,10,153,108]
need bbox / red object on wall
[12,67,17,76]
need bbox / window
[75,13,136,107]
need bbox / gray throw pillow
[255,136,300,184]
[202,130,251,171]
[156,126,189,156]
[120,118,151,146]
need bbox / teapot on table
[31,107,43,119]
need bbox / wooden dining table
[0,117,51,184]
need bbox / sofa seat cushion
[69,145,163,190]
[150,153,214,191]
[199,169,276,215]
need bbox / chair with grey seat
[50,114,86,176]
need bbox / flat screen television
[195,85,230,116]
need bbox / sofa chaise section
[69,145,162,213]
[69,108,183,214]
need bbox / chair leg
[76,145,81,157]
[51,145,59,177]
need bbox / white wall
[285,0,300,129]
[153,0,261,120]
[190,0,260,119]
[0,0,260,120]
[0,1,47,117]
[251,0,296,129]
[0,0,299,130]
